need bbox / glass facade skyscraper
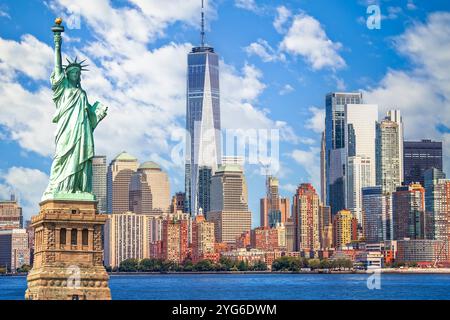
[325,92,363,216]
[185,45,222,215]
[404,140,443,186]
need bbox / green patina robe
[43,70,107,199]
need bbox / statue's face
[67,68,81,84]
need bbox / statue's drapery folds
[43,70,107,200]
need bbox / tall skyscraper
[325,92,363,215]
[424,168,449,242]
[345,103,378,224]
[362,186,392,243]
[259,176,290,228]
[185,4,221,215]
[347,156,372,225]
[92,155,107,213]
[107,151,138,214]
[129,161,171,215]
[292,183,321,252]
[386,110,404,183]
[392,183,426,240]
[208,165,252,244]
[404,140,443,186]
[0,197,23,230]
[320,131,326,204]
[376,116,402,194]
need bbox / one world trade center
[185,1,221,215]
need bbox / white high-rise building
[345,103,378,225]
[386,110,404,183]
[376,116,402,194]
[347,156,372,224]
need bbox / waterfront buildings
[424,169,449,247]
[285,218,296,252]
[250,227,280,251]
[129,161,171,215]
[362,186,392,243]
[208,165,252,244]
[319,205,332,249]
[325,92,363,215]
[92,155,107,213]
[392,184,426,240]
[185,31,222,216]
[292,184,321,252]
[236,230,251,249]
[192,213,216,262]
[104,212,162,267]
[161,213,190,263]
[107,151,139,214]
[396,239,448,264]
[221,248,266,266]
[0,197,23,230]
[333,209,358,249]
[0,229,29,271]
[404,140,443,186]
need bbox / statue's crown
[63,57,89,73]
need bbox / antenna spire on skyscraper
[201,0,205,47]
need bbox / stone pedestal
[25,199,111,300]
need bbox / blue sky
[1,0,449,225]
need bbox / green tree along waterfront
[111,257,353,273]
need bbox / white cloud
[363,12,450,175]
[305,107,325,133]
[279,84,294,96]
[279,183,297,194]
[273,6,292,33]
[290,147,321,189]
[235,0,260,13]
[280,13,346,70]
[383,6,402,20]
[0,82,54,156]
[244,39,285,63]
[0,34,53,80]
[0,9,10,19]
[0,167,49,221]
[0,184,11,200]
[407,0,417,10]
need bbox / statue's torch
[51,17,65,34]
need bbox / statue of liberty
[42,18,107,201]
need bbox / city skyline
[1,0,450,227]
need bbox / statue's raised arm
[52,17,63,75]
